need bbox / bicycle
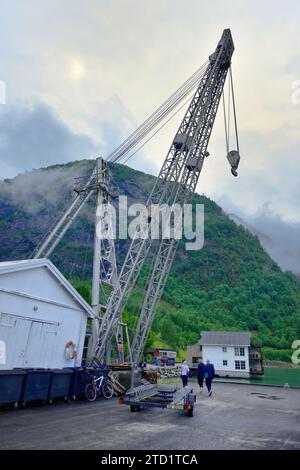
[85,373,114,401]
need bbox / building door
[0,314,32,368]
[23,321,58,368]
[0,313,59,369]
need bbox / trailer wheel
[130,405,140,412]
[187,405,194,417]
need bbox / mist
[226,203,300,275]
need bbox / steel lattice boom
[94,29,236,363]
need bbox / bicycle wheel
[102,381,114,399]
[85,382,97,402]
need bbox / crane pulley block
[227,150,240,177]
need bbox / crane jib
[94,29,238,364]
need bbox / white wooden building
[0,259,95,370]
[187,331,253,378]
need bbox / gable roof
[0,258,95,318]
[200,331,251,346]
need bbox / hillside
[1,159,300,361]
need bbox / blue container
[0,370,26,405]
[21,369,52,403]
[68,368,89,400]
[48,369,73,401]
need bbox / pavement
[0,382,299,450]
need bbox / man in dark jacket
[197,360,205,393]
[204,359,215,396]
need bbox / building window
[223,360,228,366]
[222,346,227,353]
[235,347,245,356]
[235,360,246,370]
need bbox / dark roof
[200,331,251,346]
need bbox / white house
[187,331,253,378]
[0,259,95,370]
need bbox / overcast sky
[1,0,300,269]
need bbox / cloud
[0,160,93,215]
[250,210,300,275]
[222,197,300,274]
[1,0,300,225]
[0,102,97,179]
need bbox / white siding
[202,345,250,377]
[0,265,88,370]
[0,267,80,309]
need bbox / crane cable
[222,65,239,154]
[107,60,208,163]
[229,66,240,154]
[121,89,197,165]
[106,60,209,165]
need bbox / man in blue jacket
[197,359,205,393]
[204,359,215,397]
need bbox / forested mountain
[1,159,299,361]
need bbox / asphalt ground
[0,381,299,450]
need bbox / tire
[85,383,97,402]
[187,405,194,417]
[102,381,114,399]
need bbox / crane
[31,29,239,367]
[30,41,214,360]
[93,28,240,366]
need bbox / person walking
[204,359,215,396]
[180,360,190,387]
[197,359,205,393]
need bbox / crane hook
[223,66,240,177]
[227,150,240,177]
